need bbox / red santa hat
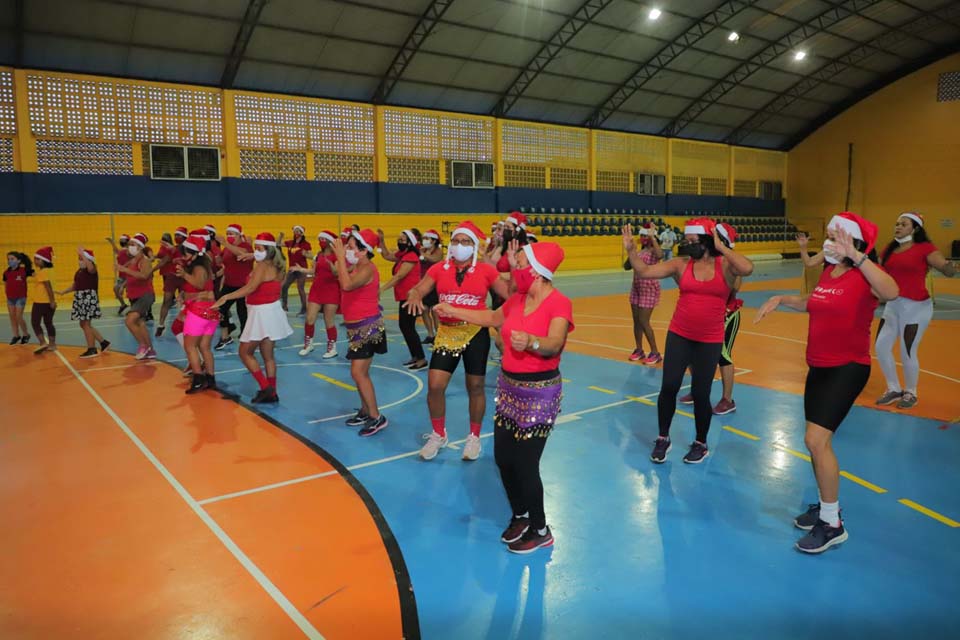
[423,229,440,241]
[317,230,337,245]
[34,246,53,264]
[717,222,737,248]
[79,248,95,262]
[401,229,418,247]
[523,241,565,281]
[684,218,717,236]
[445,221,486,271]
[204,224,217,235]
[898,212,924,228]
[293,225,305,235]
[174,226,188,239]
[351,229,380,253]
[118,233,130,242]
[340,227,352,239]
[254,232,277,247]
[828,211,878,253]
[130,233,148,248]
[506,211,527,229]
[226,223,242,235]
[183,233,208,254]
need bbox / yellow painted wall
[788,52,960,256]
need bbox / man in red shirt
[280,225,313,315]
[214,223,254,350]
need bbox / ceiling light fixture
[728,31,740,42]
[648,7,662,20]
[794,50,807,61]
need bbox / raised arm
[831,228,899,301]
[797,233,825,268]
[714,226,754,279]
[331,238,374,292]
[376,230,399,262]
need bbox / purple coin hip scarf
[345,314,385,351]
[494,372,563,440]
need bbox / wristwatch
[530,338,540,352]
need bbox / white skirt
[241,300,294,343]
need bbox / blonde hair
[267,245,286,277]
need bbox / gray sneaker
[875,390,903,406]
[896,392,918,409]
[793,503,820,531]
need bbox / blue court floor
[4,261,958,639]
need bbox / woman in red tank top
[214,232,293,404]
[756,212,898,554]
[177,232,219,394]
[295,230,340,360]
[623,218,754,465]
[116,233,156,360]
[333,228,389,437]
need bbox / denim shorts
[7,297,26,308]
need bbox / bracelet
[854,253,868,268]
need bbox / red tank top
[123,254,154,299]
[669,256,730,344]
[182,268,215,294]
[882,242,935,301]
[247,279,281,305]
[340,265,380,321]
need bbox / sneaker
[79,348,99,359]
[345,410,370,427]
[20,335,29,345]
[322,341,337,359]
[650,436,671,463]
[297,308,306,316]
[422,335,435,344]
[678,393,694,405]
[251,387,279,403]
[462,434,482,461]
[500,516,530,543]
[643,352,662,365]
[185,373,208,395]
[796,519,848,554]
[712,398,736,415]
[214,337,234,351]
[629,349,645,362]
[683,441,710,464]
[407,360,428,371]
[358,414,388,437]
[154,326,164,338]
[117,303,127,316]
[793,503,821,531]
[420,432,448,461]
[205,374,217,391]
[299,340,315,357]
[508,526,554,554]
[896,392,918,409]
[9,336,19,345]
[99,340,110,353]
[875,390,903,406]
[402,358,416,366]
[33,345,49,355]
[144,348,158,360]
[134,346,147,360]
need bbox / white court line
[79,357,188,373]
[52,350,325,640]
[198,470,340,505]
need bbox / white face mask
[422,239,433,249]
[822,239,841,265]
[895,234,913,244]
[345,249,360,265]
[128,245,140,256]
[450,244,474,262]
[253,249,267,262]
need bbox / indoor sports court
[1,1,958,639]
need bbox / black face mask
[397,241,408,251]
[680,242,706,260]
[502,228,514,242]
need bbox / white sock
[819,500,840,527]
[537,527,547,536]
[515,512,529,520]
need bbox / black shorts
[423,289,439,307]
[346,331,388,360]
[430,327,491,377]
[719,310,741,367]
[804,362,871,431]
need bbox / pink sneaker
[643,352,662,365]
[678,393,694,405]
[712,398,736,415]
[629,349,645,362]
[134,346,147,360]
[144,348,158,360]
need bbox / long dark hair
[185,251,213,278]
[400,228,422,257]
[880,221,930,265]
[7,252,34,277]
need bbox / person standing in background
[658,225,677,261]
[30,246,57,355]
[4,251,31,345]
[214,224,254,351]
[280,225,312,316]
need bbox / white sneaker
[462,434,482,461]
[420,432,448,461]
[298,339,315,357]
[322,340,337,359]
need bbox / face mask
[422,239,433,249]
[502,229,514,242]
[397,241,408,251]
[512,267,537,295]
[7,258,17,269]
[253,249,267,262]
[683,242,706,260]
[345,249,360,265]
[895,234,913,244]
[128,245,141,257]
[822,239,841,264]
[450,244,474,262]
[227,235,238,245]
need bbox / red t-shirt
[123,253,155,299]
[308,254,340,304]
[157,245,179,276]
[4,267,27,299]
[340,265,380,321]
[882,243,936,301]
[669,257,731,344]
[499,290,575,374]
[427,261,500,321]
[393,251,421,302]
[806,265,878,367]
[222,241,254,287]
[284,239,312,269]
[116,248,130,267]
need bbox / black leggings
[804,363,871,432]
[219,285,248,331]
[658,331,722,442]
[495,426,549,530]
[31,303,56,341]
[398,303,425,361]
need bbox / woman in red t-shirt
[404,222,510,462]
[379,228,427,370]
[116,233,156,360]
[295,230,340,359]
[5,251,32,344]
[623,218,754,465]
[435,241,573,554]
[279,225,313,315]
[757,212,898,554]
[874,212,956,409]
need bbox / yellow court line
[311,372,357,391]
[628,396,655,405]
[562,378,571,383]
[723,425,760,441]
[839,471,887,494]
[588,386,616,394]
[898,499,960,528]
[676,409,694,419]
[773,444,812,462]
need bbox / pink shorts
[183,310,219,336]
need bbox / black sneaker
[117,303,127,316]
[20,335,29,345]
[154,326,165,338]
[214,337,234,351]
[407,360,428,371]
[186,373,208,395]
[345,410,370,427]
[793,504,821,531]
[9,336,19,345]
[508,525,554,554]
[401,358,416,366]
[422,336,435,344]
[99,340,110,353]
[683,441,710,464]
[358,414,388,437]
[205,374,217,391]
[33,345,48,355]
[251,387,279,403]
[500,516,530,543]
[79,348,99,358]
[796,519,848,554]
[650,437,672,463]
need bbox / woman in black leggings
[379,228,428,370]
[623,219,753,464]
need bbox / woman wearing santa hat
[874,212,956,409]
[213,223,254,351]
[434,241,573,554]
[378,228,428,370]
[333,228,389,437]
[116,232,157,360]
[176,232,220,394]
[279,224,313,316]
[57,247,110,358]
[214,232,293,403]
[419,229,443,344]
[757,212,898,553]
[623,218,754,464]
[625,222,663,365]
[106,233,131,315]
[153,231,187,338]
[404,221,511,461]
[29,246,57,354]
[296,230,340,359]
